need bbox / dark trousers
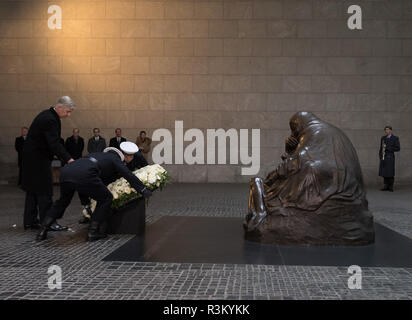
[384,177,395,189]
[46,180,113,223]
[18,166,22,186]
[78,192,90,206]
[24,192,52,225]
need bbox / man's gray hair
[55,96,76,109]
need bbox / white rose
[148,173,157,184]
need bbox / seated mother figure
[244,111,375,246]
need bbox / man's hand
[67,158,75,163]
[141,187,152,199]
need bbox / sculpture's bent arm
[264,155,300,186]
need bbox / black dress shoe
[36,226,49,241]
[87,221,107,242]
[36,216,55,241]
[48,222,68,231]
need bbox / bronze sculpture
[244,112,375,246]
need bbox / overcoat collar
[49,106,59,121]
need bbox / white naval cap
[120,141,139,155]
[103,147,124,162]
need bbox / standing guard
[379,125,400,192]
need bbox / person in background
[87,128,106,154]
[379,125,401,192]
[65,128,84,160]
[15,126,28,186]
[109,128,126,149]
[135,130,151,162]
[22,96,75,231]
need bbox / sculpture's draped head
[289,111,320,138]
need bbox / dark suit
[14,136,26,185]
[109,136,126,149]
[87,136,106,154]
[379,134,400,189]
[22,107,72,225]
[65,135,84,160]
[44,151,146,223]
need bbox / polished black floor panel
[103,216,412,267]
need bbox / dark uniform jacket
[61,151,146,193]
[109,136,126,149]
[87,136,106,154]
[22,107,72,194]
[65,135,84,160]
[14,136,26,167]
[126,150,148,171]
[379,135,400,178]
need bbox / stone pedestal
[106,197,146,235]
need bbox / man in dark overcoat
[109,128,126,149]
[65,128,84,160]
[87,128,106,154]
[15,126,28,186]
[379,125,400,192]
[21,96,75,230]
